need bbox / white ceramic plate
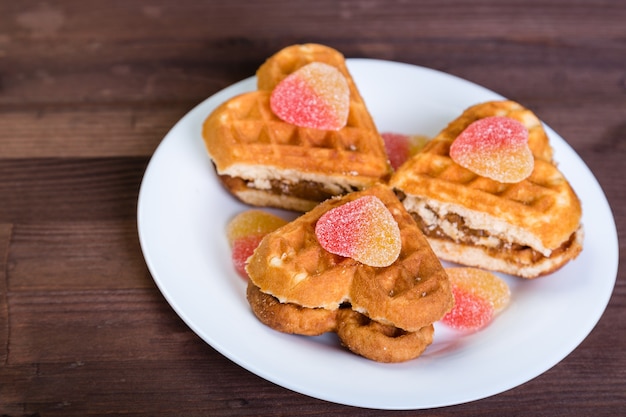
[137,59,618,410]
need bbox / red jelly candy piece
[226,210,287,247]
[449,116,534,183]
[382,132,432,170]
[441,287,494,332]
[446,267,510,313]
[231,235,265,279]
[382,132,410,170]
[226,210,287,279]
[315,196,401,267]
[270,62,350,131]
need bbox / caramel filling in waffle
[218,173,359,203]
[407,204,578,266]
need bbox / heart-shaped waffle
[390,100,583,278]
[245,184,453,332]
[202,44,392,212]
[245,185,452,362]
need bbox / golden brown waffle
[256,43,362,94]
[246,281,436,363]
[335,309,435,363]
[202,44,391,212]
[246,282,339,336]
[390,100,583,278]
[246,184,453,332]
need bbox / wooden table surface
[1,1,624,416]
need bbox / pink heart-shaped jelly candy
[381,132,410,170]
[449,116,534,183]
[231,235,265,280]
[441,287,494,332]
[315,196,401,267]
[446,267,510,314]
[227,210,288,280]
[270,62,350,131]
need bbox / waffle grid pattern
[246,185,453,332]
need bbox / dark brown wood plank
[0,359,326,417]
[1,40,623,106]
[1,1,623,46]
[4,288,207,365]
[0,106,187,158]
[0,158,147,222]
[7,221,151,291]
[0,223,13,365]
[1,348,624,417]
[0,2,624,107]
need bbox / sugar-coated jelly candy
[441,287,494,332]
[226,210,288,247]
[315,196,401,267]
[226,210,287,279]
[449,116,534,183]
[441,267,511,332]
[382,132,431,170]
[447,267,511,313]
[270,62,350,131]
[381,132,410,170]
[231,235,265,279]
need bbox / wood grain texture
[0,107,187,158]
[1,0,625,416]
[0,158,147,222]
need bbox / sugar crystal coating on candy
[381,133,410,170]
[446,267,511,313]
[226,210,288,247]
[231,235,265,279]
[449,116,534,183]
[227,210,287,279]
[382,132,431,170]
[441,267,510,332]
[441,287,494,332]
[315,196,401,267]
[270,62,350,131]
